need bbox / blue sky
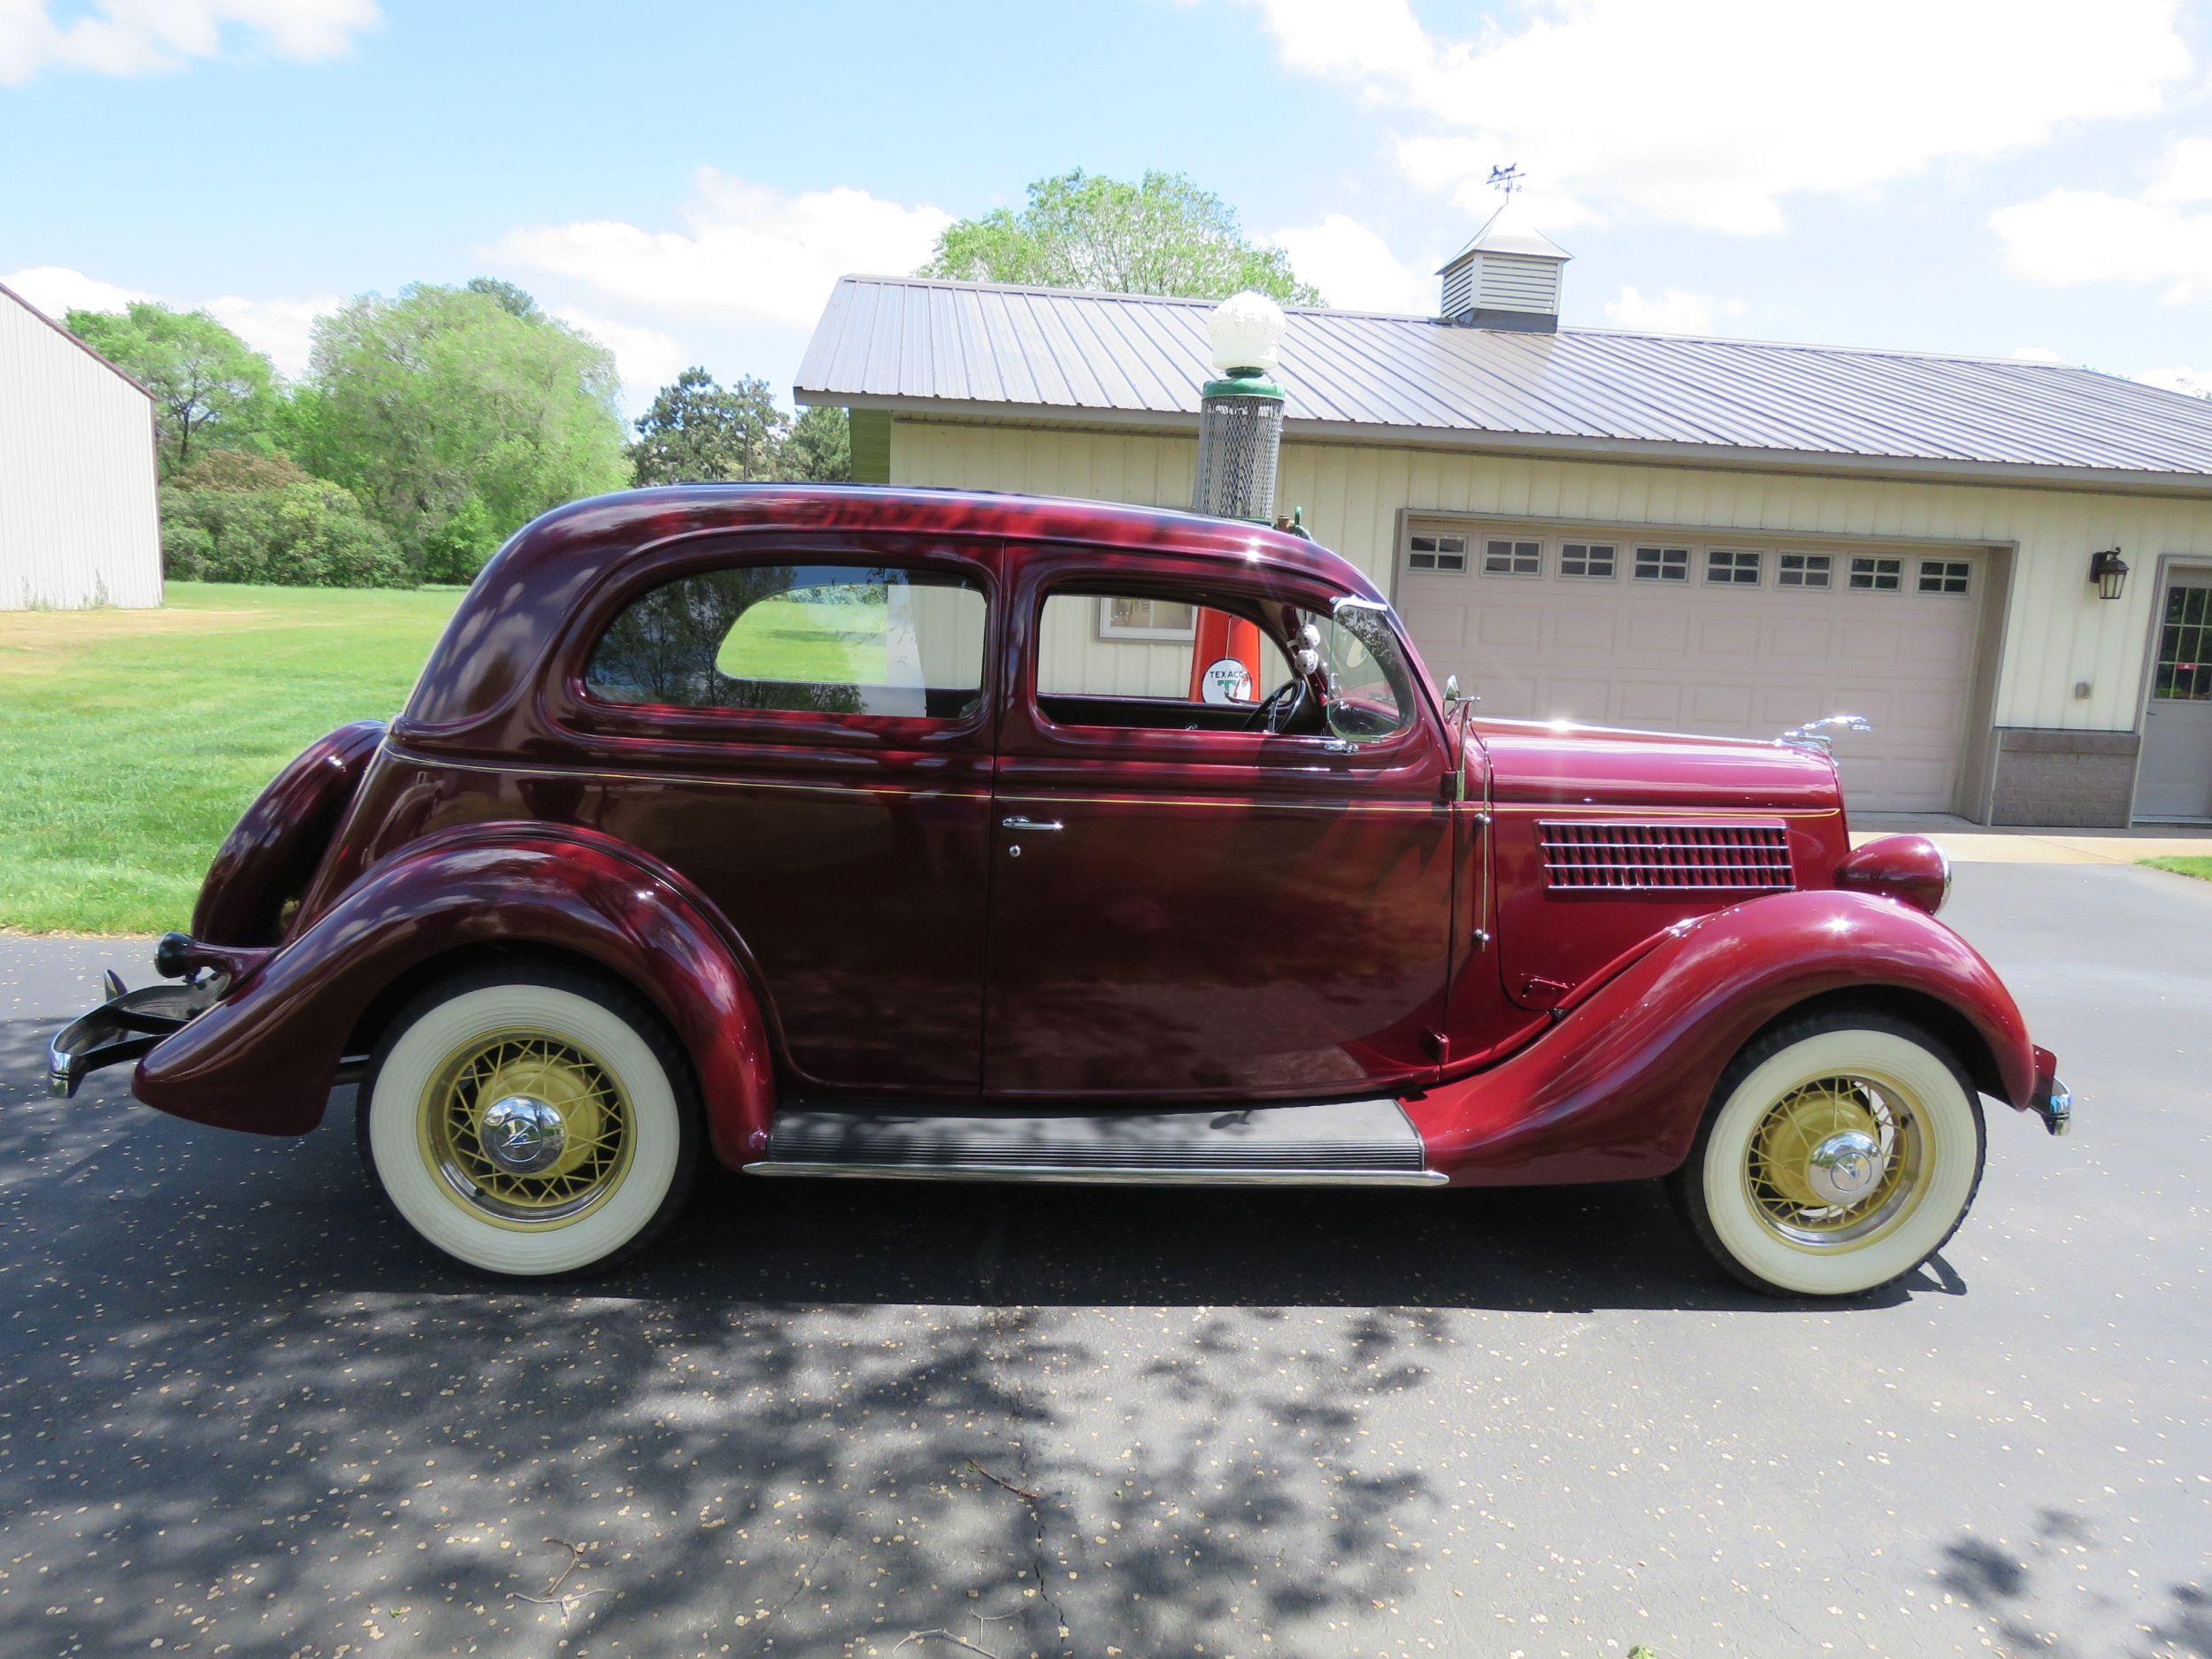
[5,0,2210,417]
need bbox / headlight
[1832,834,1951,915]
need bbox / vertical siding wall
[0,294,161,610]
[891,418,2212,733]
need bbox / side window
[1037,590,1288,712]
[1317,602,1417,745]
[584,562,987,719]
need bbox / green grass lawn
[0,583,464,935]
[2142,856,2212,881]
[718,593,891,684]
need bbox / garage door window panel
[1778,553,1833,589]
[1634,545,1690,582]
[1483,538,1544,577]
[1561,541,1617,580]
[1408,533,1468,573]
[1849,557,1904,592]
[1707,549,1763,587]
[1917,559,1971,596]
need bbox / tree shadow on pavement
[1935,1512,2211,1659]
[1,1007,1946,1658]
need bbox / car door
[559,532,998,1096]
[981,545,1457,1101]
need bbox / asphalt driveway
[1,863,2207,1659]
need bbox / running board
[745,1096,1443,1187]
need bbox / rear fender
[193,719,388,946]
[1405,888,2034,1185]
[135,824,775,1164]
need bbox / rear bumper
[48,976,221,1099]
[2029,1044,2071,1137]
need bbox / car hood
[1469,718,1843,817]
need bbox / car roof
[503,483,1383,598]
[401,484,1385,736]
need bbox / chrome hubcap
[1745,1073,1926,1248]
[417,1032,634,1228]
[479,1094,566,1173]
[1805,1128,1886,1205]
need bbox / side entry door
[2139,570,2212,821]
[982,549,1457,1102]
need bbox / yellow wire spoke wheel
[1686,1022,1985,1298]
[1741,1074,1924,1249]
[365,974,694,1277]
[418,1032,636,1227]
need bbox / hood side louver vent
[1540,820,1795,893]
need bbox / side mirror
[1443,673,1462,705]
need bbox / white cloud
[3,265,336,378]
[2138,365,2211,397]
[1265,214,1435,313]
[3,263,149,318]
[0,0,378,84]
[2008,345,2068,364]
[1602,285,1747,334]
[1238,0,2191,234]
[2147,135,2212,205]
[204,292,341,377]
[1991,140,2212,303]
[553,306,687,406]
[492,169,952,330]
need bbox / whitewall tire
[358,964,698,1278]
[1672,1013,1985,1298]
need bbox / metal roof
[795,274,2212,495]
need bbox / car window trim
[549,532,1001,749]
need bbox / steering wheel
[1242,676,1310,735]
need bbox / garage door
[1395,523,1987,812]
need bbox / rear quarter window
[584,563,987,720]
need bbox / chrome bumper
[47,972,219,1099]
[2033,1077,2072,1138]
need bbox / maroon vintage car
[51,486,2068,1294]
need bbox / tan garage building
[796,226,2212,825]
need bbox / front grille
[1539,819,1795,893]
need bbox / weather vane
[1487,164,1525,198]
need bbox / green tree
[782,404,851,482]
[464,276,543,321]
[298,283,629,581]
[920,170,1324,304]
[65,302,279,475]
[628,368,790,484]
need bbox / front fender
[1406,889,2034,1186]
[134,825,775,1165]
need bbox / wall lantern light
[2088,548,2129,601]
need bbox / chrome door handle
[1002,816,1064,832]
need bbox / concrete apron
[1851,813,2212,865]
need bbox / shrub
[167,450,315,493]
[416,495,499,584]
[159,481,413,588]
